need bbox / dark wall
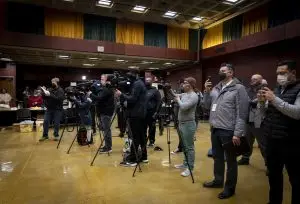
[202,37,300,89]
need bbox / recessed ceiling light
[63,0,74,2]
[223,0,240,5]
[191,16,203,22]
[128,66,139,69]
[141,61,153,64]
[0,58,12,62]
[164,62,173,66]
[82,75,87,80]
[148,67,159,70]
[96,0,114,8]
[131,5,148,14]
[163,11,178,19]
[83,63,95,67]
[88,57,99,60]
[58,55,70,59]
[116,59,125,62]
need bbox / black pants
[127,117,147,162]
[242,123,267,165]
[267,138,300,204]
[117,108,126,134]
[146,112,156,144]
[211,128,237,191]
[90,105,96,132]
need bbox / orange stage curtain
[116,21,144,45]
[242,5,268,37]
[167,26,189,50]
[202,23,223,49]
[44,9,83,39]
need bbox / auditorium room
[0,0,299,203]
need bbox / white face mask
[277,74,288,86]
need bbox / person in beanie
[174,77,198,177]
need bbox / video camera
[107,71,132,93]
[65,80,96,100]
[157,82,175,104]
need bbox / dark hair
[220,63,234,72]
[277,60,296,71]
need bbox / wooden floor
[0,122,291,204]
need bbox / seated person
[0,88,12,106]
[28,91,43,108]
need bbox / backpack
[77,126,88,146]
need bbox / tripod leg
[167,126,171,164]
[90,134,105,166]
[67,132,78,154]
[176,126,195,183]
[57,120,67,149]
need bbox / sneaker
[181,169,191,177]
[142,159,149,163]
[39,137,49,142]
[99,148,112,154]
[53,137,59,141]
[174,164,187,169]
[119,161,137,167]
[171,149,182,154]
[238,158,249,165]
[147,143,155,147]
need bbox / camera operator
[145,77,161,147]
[71,90,93,144]
[173,77,198,177]
[115,70,147,167]
[90,74,115,153]
[39,78,65,141]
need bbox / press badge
[212,104,217,112]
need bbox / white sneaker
[181,169,191,177]
[174,164,187,169]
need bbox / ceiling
[0,45,191,70]
[7,0,269,29]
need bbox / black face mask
[218,73,227,81]
[145,82,151,88]
[52,83,57,88]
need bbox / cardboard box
[13,123,20,132]
[20,124,33,133]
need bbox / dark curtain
[268,0,300,28]
[84,14,116,42]
[144,22,167,48]
[199,29,207,49]
[189,29,199,52]
[6,2,44,34]
[223,15,243,43]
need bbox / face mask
[277,74,288,86]
[219,72,227,81]
[52,83,57,88]
[145,82,151,87]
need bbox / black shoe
[119,132,124,138]
[147,143,155,147]
[99,147,112,154]
[218,189,235,199]
[266,169,269,176]
[39,136,49,142]
[203,180,223,188]
[238,158,249,165]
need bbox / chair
[16,108,32,122]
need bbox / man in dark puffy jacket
[145,77,161,147]
[40,78,64,141]
[115,70,147,167]
[260,60,300,204]
[90,74,115,153]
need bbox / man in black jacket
[40,78,64,141]
[145,77,161,147]
[115,70,147,167]
[260,60,300,204]
[90,74,115,153]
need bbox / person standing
[174,77,198,177]
[90,74,115,153]
[145,77,161,147]
[260,60,300,204]
[203,63,249,199]
[40,78,64,141]
[238,74,267,167]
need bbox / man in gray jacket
[203,63,249,199]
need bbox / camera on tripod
[106,71,131,93]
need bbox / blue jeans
[100,114,112,149]
[43,110,62,137]
[179,121,196,170]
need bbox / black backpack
[77,126,88,146]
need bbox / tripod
[90,109,117,166]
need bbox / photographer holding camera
[90,74,115,153]
[39,78,65,141]
[115,70,147,167]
